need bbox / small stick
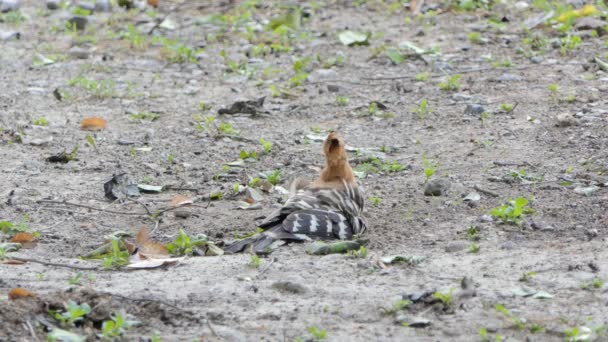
[473,184,499,198]
[11,257,98,270]
[25,320,39,342]
[37,200,147,216]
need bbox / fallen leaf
[137,184,164,193]
[10,232,34,243]
[170,194,193,207]
[136,226,150,245]
[47,328,85,342]
[80,117,107,131]
[8,287,35,300]
[139,243,169,259]
[147,0,158,7]
[338,30,369,46]
[1,259,26,265]
[126,256,184,269]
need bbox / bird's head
[323,131,346,160]
[319,131,354,184]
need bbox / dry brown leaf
[80,117,107,131]
[136,226,150,246]
[243,197,255,204]
[139,242,169,259]
[10,232,34,243]
[147,0,159,7]
[8,288,35,300]
[170,194,193,207]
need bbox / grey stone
[1,30,20,41]
[445,241,468,253]
[496,73,523,82]
[556,113,579,127]
[46,0,60,10]
[574,186,599,196]
[424,178,451,196]
[575,17,607,36]
[0,0,19,13]
[94,0,112,12]
[67,16,88,30]
[530,56,544,64]
[327,84,340,92]
[464,104,485,115]
[271,276,309,294]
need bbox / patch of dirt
[1,0,608,341]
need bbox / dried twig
[37,200,147,216]
[473,184,500,198]
[11,256,99,270]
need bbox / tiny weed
[267,170,281,185]
[336,96,349,106]
[519,271,537,282]
[166,229,210,256]
[468,243,480,253]
[68,273,83,286]
[307,327,327,341]
[414,98,431,119]
[466,226,480,241]
[102,239,129,269]
[495,304,525,330]
[415,72,429,81]
[249,255,262,268]
[368,196,381,206]
[101,312,138,339]
[130,112,160,121]
[433,288,454,308]
[218,122,238,135]
[239,150,258,160]
[500,103,514,113]
[438,74,461,91]
[347,246,369,258]
[49,300,91,326]
[260,138,272,154]
[32,117,49,126]
[467,32,481,44]
[489,197,534,225]
[422,155,438,182]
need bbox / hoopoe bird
[225,132,368,254]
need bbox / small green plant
[368,196,381,206]
[166,229,211,256]
[500,103,514,113]
[519,271,537,282]
[493,59,512,68]
[102,239,129,269]
[347,246,369,258]
[336,96,349,106]
[210,192,223,200]
[232,183,241,193]
[68,76,116,98]
[218,122,237,135]
[466,226,480,241]
[438,74,462,91]
[0,10,26,25]
[560,35,582,55]
[85,134,96,150]
[101,312,138,339]
[489,197,534,225]
[0,215,40,238]
[564,326,591,342]
[72,7,91,16]
[68,273,83,286]
[32,117,49,126]
[260,138,272,154]
[382,299,412,315]
[495,304,525,330]
[307,326,327,341]
[167,153,175,163]
[468,243,480,253]
[248,177,261,188]
[130,112,160,121]
[422,155,438,182]
[49,300,91,326]
[368,102,379,115]
[413,98,431,119]
[529,324,544,333]
[580,278,604,290]
[239,150,258,160]
[433,288,454,308]
[415,72,429,81]
[354,158,403,177]
[249,255,262,268]
[467,32,481,44]
[267,170,281,185]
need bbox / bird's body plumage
[225,132,367,254]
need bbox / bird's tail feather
[225,225,310,255]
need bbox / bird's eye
[330,138,340,148]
